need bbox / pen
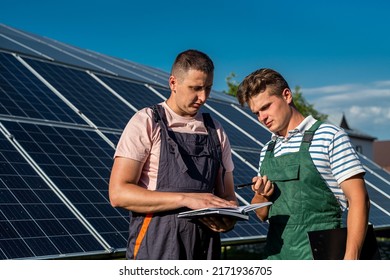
[235,182,254,189]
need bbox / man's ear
[282,88,293,104]
[169,75,177,91]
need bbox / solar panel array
[1,24,390,259]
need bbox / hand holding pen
[235,176,274,198]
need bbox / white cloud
[302,81,390,140]
[349,105,390,123]
[303,84,358,95]
[373,80,390,87]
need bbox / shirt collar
[271,115,317,142]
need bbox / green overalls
[261,121,341,259]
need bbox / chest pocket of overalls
[262,159,303,216]
[166,130,216,192]
[268,163,300,182]
[168,133,210,157]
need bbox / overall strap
[299,120,323,152]
[265,140,276,158]
[202,112,226,191]
[151,104,165,128]
[151,104,188,173]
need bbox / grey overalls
[261,121,341,259]
[126,104,224,259]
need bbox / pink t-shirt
[114,102,234,190]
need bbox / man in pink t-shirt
[109,49,237,259]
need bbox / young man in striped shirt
[236,68,370,260]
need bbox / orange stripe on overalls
[133,213,153,259]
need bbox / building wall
[373,140,390,172]
[350,136,374,160]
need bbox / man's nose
[258,112,267,123]
[198,90,208,102]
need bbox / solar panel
[96,74,165,110]
[0,126,107,259]
[221,211,269,240]
[1,23,389,260]
[0,24,55,60]
[89,54,169,87]
[1,120,129,252]
[205,99,270,146]
[233,149,262,168]
[0,52,85,124]
[21,57,134,130]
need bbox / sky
[2,0,390,140]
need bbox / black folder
[307,224,381,260]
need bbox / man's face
[248,88,292,137]
[168,69,213,117]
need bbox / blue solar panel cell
[366,204,390,227]
[200,105,264,150]
[48,236,84,254]
[1,204,31,220]
[234,149,261,169]
[11,189,42,203]
[366,182,390,213]
[13,220,45,238]
[0,221,20,239]
[222,216,269,240]
[206,99,271,146]
[0,53,86,124]
[25,237,64,256]
[102,132,121,146]
[22,58,136,130]
[153,87,171,99]
[97,74,165,110]
[0,238,32,259]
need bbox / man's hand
[199,216,236,232]
[183,192,237,210]
[252,175,274,200]
[251,175,274,222]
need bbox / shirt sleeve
[114,108,155,163]
[328,129,366,184]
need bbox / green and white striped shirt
[259,116,365,210]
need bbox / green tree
[224,72,327,121]
[292,86,327,121]
[223,72,239,97]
